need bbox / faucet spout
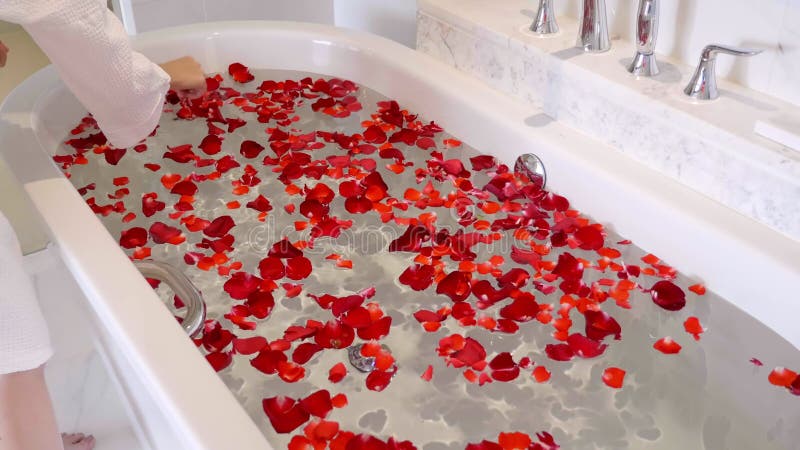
[577,0,610,53]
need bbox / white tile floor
[24,248,146,450]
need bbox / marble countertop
[417,0,800,240]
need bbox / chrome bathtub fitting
[514,153,547,189]
[530,0,558,35]
[684,44,763,100]
[577,0,610,52]
[134,260,206,338]
[627,0,659,76]
[347,344,393,373]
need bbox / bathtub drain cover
[514,153,547,189]
[348,344,392,373]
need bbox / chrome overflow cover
[347,344,393,373]
[514,153,547,190]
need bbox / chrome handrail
[133,260,206,338]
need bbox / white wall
[129,0,335,33]
[334,0,418,48]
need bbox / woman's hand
[159,56,206,98]
[0,41,9,67]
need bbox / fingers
[159,56,207,97]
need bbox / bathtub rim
[0,19,798,450]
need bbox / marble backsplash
[416,0,800,241]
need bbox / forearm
[0,366,63,450]
[4,0,169,148]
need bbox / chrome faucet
[684,44,763,100]
[628,0,659,76]
[577,0,610,52]
[530,0,558,35]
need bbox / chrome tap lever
[577,0,610,52]
[684,44,763,100]
[530,0,558,35]
[627,0,659,76]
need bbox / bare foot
[61,432,96,450]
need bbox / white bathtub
[0,21,798,450]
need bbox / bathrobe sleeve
[0,0,171,148]
[0,212,51,374]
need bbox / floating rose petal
[269,239,304,259]
[489,352,520,382]
[223,272,262,300]
[286,256,312,280]
[602,367,626,389]
[119,227,147,249]
[650,280,686,311]
[365,367,396,392]
[233,336,268,355]
[300,390,333,418]
[262,396,310,433]
[436,271,472,302]
[683,317,704,341]
[584,310,621,341]
[205,352,232,372]
[399,264,435,291]
[229,62,255,83]
[240,140,265,158]
[328,362,347,383]
[149,222,184,245]
[653,337,682,354]
[204,215,235,237]
[768,367,797,388]
[421,365,433,382]
[315,320,355,349]
[199,134,222,155]
[170,180,198,196]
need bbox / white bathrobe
[0,0,169,373]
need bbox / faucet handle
[701,44,763,60]
[530,0,558,35]
[684,44,764,100]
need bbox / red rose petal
[262,396,310,433]
[653,337,682,354]
[584,310,622,341]
[315,320,355,349]
[204,215,235,237]
[602,367,626,389]
[223,272,262,300]
[299,389,333,418]
[269,239,304,258]
[205,352,232,372]
[650,280,686,311]
[199,134,222,155]
[328,362,347,383]
[286,256,312,280]
[233,336,268,355]
[683,317,704,341]
[292,343,323,364]
[768,367,797,387]
[148,221,184,245]
[365,368,396,392]
[259,256,285,280]
[421,365,433,381]
[240,140,265,158]
[119,227,147,248]
[229,62,255,83]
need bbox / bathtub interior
[53,56,800,450]
[2,21,799,450]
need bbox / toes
[79,435,96,450]
[62,433,85,444]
